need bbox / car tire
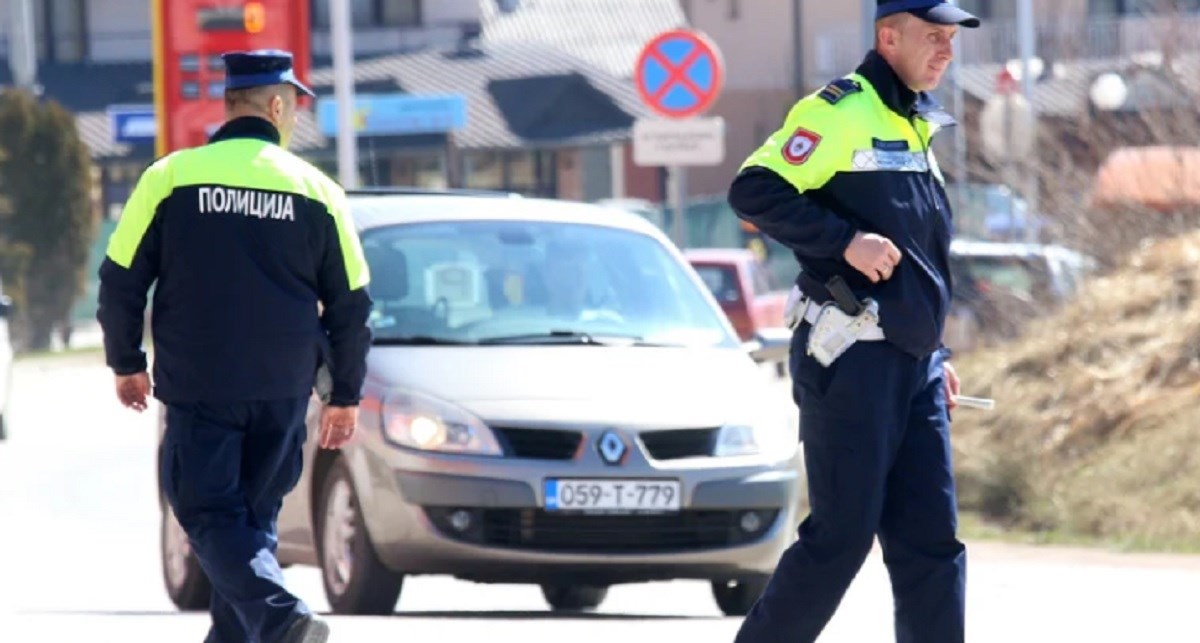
[161,505,212,611]
[540,584,608,611]
[711,576,770,616]
[317,457,404,615]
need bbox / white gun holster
[785,286,886,367]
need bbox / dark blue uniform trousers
[160,398,312,643]
[735,326,966,643]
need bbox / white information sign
[633,117,726,167]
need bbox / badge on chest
[851,138,929,173]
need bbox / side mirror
[0,295,12,319]
[744,326,792,365]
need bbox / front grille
[639,428,718,460]
[444,509,780,553]
[493,427,582,460]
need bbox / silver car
[159,190,802,616]
[0,283,11,441]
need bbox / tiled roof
[479,0,686,78]
[50,39,645,160]
[72,107,326,160]
[954,54,1199,117]
[307,41,649,150]
[74,111,146,159]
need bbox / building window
[312,0,329,28]
[463,150,557,197]
[506,151,536,193]
[33,2,48,60]
[380,0,421,25]
[311,0,421,28]
[464,151,504,191]
[351,0,376,26]
[389,155,447,189]
[49,0,86,62]
[1089,0,1128,13]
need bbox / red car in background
[685,248,789,342]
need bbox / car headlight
[714,410,799,460]
[380,389,501,456]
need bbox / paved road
[1,354,1199,642]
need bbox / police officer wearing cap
[98,50,371,643]
[728,2,980,642]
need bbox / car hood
[364,345,778,427]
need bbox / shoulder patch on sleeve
[782,127,822,165]
[818,78,862,105]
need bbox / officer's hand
[320,405,358,450]
[944,361,961,412]
[843,232,903,283]
[115,372,151,412]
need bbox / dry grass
[953,232,1200,550]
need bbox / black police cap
[876,0,981,28]
[221,49,315,97]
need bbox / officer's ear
[875,13,908,50]
[267,91,287,121]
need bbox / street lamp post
[1017,0,1039,229]
[330,0,359,189]
[7,0,36,90]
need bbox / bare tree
[949,13,1200,271]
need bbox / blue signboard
[108,105,157,145]
[316,93,468,137]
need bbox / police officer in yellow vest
[728,3,980,642]
[98,50,371,643]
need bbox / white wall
[686,0,797,91]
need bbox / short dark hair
[223,83,296,111]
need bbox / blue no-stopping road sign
[634,29,725,119]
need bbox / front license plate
[544,479,682,513]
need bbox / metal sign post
[632,29,726,249]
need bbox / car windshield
[359,220,737,348]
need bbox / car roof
[346,190,669,240]
[683,248,756,264]
[950,238,1082,259]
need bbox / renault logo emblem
[597,430,626,465]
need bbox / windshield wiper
[372,335,476,346]
[478,330,644,346]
